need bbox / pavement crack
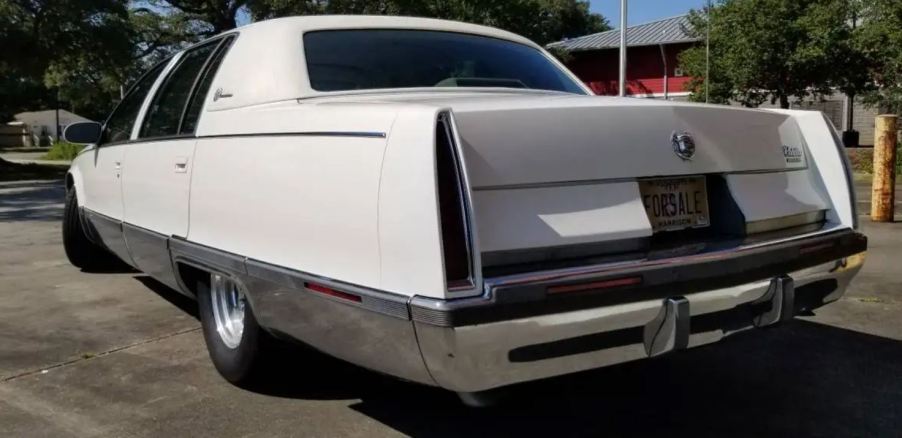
[1,326,201,383]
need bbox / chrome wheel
[210,273,246,349]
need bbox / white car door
[121,37,235,290]
[80,63,167,266]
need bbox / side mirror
[63,122,102,145]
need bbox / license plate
[639,176,710,232]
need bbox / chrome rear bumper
[413,256,863,391]
[408,228,866,392]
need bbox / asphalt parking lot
[1,178,901,437]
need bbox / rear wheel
[62,189,119,271]
[198,272,271,384]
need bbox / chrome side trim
[197,131,386,140]
[245,258,410,320]
[122,222,182,291]
[471,168,811,192]
[167,237,410,320]
[165,242,432,386]
[241,272,435,386]
[82,208,135,267]
[169,237,247,275]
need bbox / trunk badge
[672,132,696,160]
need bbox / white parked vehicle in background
[62,16,866,405]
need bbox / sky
[589,0,708,26]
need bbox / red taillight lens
[547,276,642,295]
[305,282,362,303]
[436,117,473,290]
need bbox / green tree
[679,0,863,108]
[249,0,608,46]
[148,0,251,36]
[857,0,902,114]
[0,1,191,122]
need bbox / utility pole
[705,0,711,103]
[55,87,60,143]
[619,0,628,97]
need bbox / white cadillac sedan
[62,16,867,405]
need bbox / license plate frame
[638,176,711,233]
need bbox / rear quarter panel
[188,104,398,291]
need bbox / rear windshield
[303,29,585,94]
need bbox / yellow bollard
[871,114,898,222]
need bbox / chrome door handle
[174,156,189,173]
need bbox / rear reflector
[548,276,642,295]
[799,241,836,255]
[305,282,362,303]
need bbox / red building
[548,15,700,99]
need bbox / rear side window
[180,37,235,134]
[139,41,218,138]
[101,63,165,144]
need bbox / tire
[197,272,271,384]
[62,189,119,271]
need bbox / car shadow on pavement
[133,275,200,319]
[0,180,65,222]
[242,318,902,437]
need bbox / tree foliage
[679,0,866,108]
[0,0,194,122]
[857,0,902,113]
[248,0,608,46]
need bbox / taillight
[436,114,473,290]
[548,276,643,295]
[305,282,362,303]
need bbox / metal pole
[55,88,60,143]
[705,0,711,103]
[619,0,628,97]
[660,44,669,100]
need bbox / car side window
[139,41,218,139]
[101,63,166,145]
[180,36,235,134]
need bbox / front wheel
[198,272,271,384]
[62,189,119,271]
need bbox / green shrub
[846,145,902,175]
[43,141,84,161]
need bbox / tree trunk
[779,94,790,109]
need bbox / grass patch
[42,141,84,161]
[0,158,67,182]
[847,146,902,175]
